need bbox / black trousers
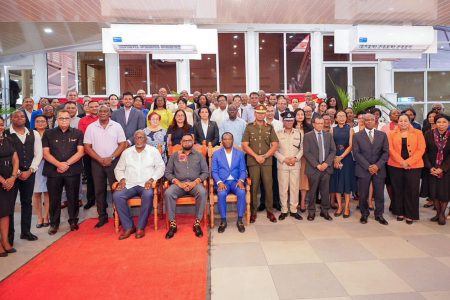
[306,172,331,214]
[9,174,35,243]
[83,155,95,204]
[47,175,81,227]
[91,159,117,221]
[388,166,421,220]
[358,174,385,217]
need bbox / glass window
[286,33,311,93]
[218,33,246,93]
[47,52,76,97]
[352,54,376,61]
[430,30,450,69]
[394,72,424,102]
[190,54,217,93]
[396,103,425,123]
[120,54,147,94]
[323,36,349,61]
[392,55,427,69]
[77,52,106,95]
[353,67,375,99]
[325,66,348,102]
[427,71,450,101]
[426,102,450,115]
[259,33,284,93]
[149,55,177,94]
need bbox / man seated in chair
[212,132,247,233]
[113,130,165,240]
[164,133,209,239]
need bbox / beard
[182,144,193,151]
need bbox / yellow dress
[147,109,174,130]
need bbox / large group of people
[0,87,449,255]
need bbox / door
[6,68,34,109]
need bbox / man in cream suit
[112,92,146,145]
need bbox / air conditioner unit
[103,24,217,59]
[335,25,437,59]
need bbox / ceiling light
[43,28,53,34]
[233,35,239,39]
[98,58,104,62]
[233,45,238,48]
[289,35,293,39]
[233,52,237,55]
[207,57,211,60]
[440,45,445,49]
[259,47,263,50]
[329,43,333,47]
[262,39,265,43]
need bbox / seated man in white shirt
[113,130,165,240]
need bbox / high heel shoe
[343,211,351,218]
[5,248,16,254]
[406,219,413,225]
[0,252,7,257]
[334,210,343,217]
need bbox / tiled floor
[2,192,450,300]
[210,199,450,300]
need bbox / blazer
[193,120,220,146]
[388,127,425,169]
[274,108,290,120]
[112,107,146,142]
[353,129,389,178]
[423,130,450,172]
[212,147,247,185]
[303,130,336,175]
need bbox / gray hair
[134,130,148,141]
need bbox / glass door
[325,66,348,103]
[6,68,34,109]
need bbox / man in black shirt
[42,110,84,235]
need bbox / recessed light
[233,35,239,39]
[262,39,265,43]
[43,28,53,34]
[233,52,237,55]
[259,47,263,50]
[329,43,333,47]
[98,58,104,62]
[440,46,445,49]
[233,45,238,49]
[289,35,293,39]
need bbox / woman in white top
[33,115,50,228]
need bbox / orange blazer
[388,127,426,169]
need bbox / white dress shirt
[201,120,209,139]
[8,126,43,171]
[210,108,229,127]
[224,150,234,180]
[114,145,165,189]
[124,107,132,124]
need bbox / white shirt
[114,145,165,189]
[210,108,229,127]
[201,121,209,139]
[266,118,283,132]
[124,107,132,124]
[24,110,32,123]
[84,119,126,158]
[8,126,43,171]
[224,149,234,180]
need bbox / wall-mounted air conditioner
[335,25,437,59]
[102,24,217,60]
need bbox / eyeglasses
[58,117,71,121]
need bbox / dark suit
[353,129,389,217]
[274,108,290,121]
[56,103,84,117]
[193,121,220,147]
[112,107,146,143]
[303,130,336,214]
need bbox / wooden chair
[111,181,159,233]
[111,144,164,233]
[208,143,251,228]
[163,141,209,228]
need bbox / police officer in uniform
[242,105,279,223]
[274,111,303,220]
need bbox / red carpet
[0,216,208,300]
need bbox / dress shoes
[135,229,145,239]
[250,214,257,223]
[360,215,368,224]
[70,224,79,231]
[0,252,7,257]
[43,222,50,227]
[236,221,245,233]
[320,212,333,221]
[343,211,351,218]
[5,247,17,254]
[20,232,38,241]
[61,201,68,209]
[267,212,277,223]
[193,223,203,237]
[84,202,95,210]
[36,223,44,229]
[299,208,306,213]
[257,204,266,212]
[48,226,59,235]
[165,225,177,239]
[375,216,389,225]
[290,212,303,220]
[307,213,315,221]
[94,219,108,228]
[430,215,439,222]
[119,227,136,240]
[218,222,227,233]
[334,210,343,217]
[278,213,288,221]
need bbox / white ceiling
[0,0,449,57]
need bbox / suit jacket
[212,147,247,185]
[111,107,146,142]
[193,120,220,146]
[21,109,34,129]
[423,130,450,172]
[388,127,425,169]
[353,129,389,178]
[274,108,290,120]
[303,130,336,175]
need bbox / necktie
[318,132,324,163]
[368,130,374,144]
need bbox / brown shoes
[250,214,257,223]
[119,227,136,240]
[135,229,145,239]
[267,212,277,223]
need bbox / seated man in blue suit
[212,132,247,233]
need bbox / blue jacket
[212,147,247,185]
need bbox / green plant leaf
[351,97,394,115]
[327,74,349,108]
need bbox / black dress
[423,130,450,203]
[0,137,16,218]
